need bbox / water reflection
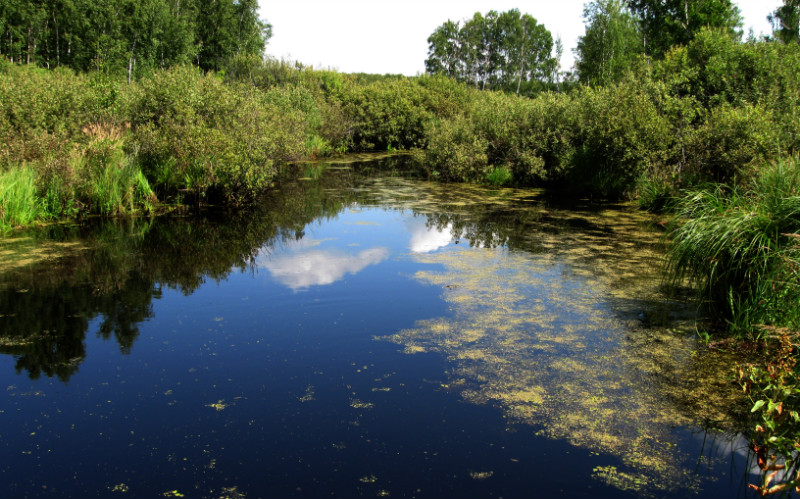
[262,246,389,290]
[0,160,755,497]
[405,217,453,253]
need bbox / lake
[0,155,755,498]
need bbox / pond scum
[373,179,748,495]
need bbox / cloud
[263,247,389,290]
[406,218,453,253]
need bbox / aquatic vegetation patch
[381,202,746,495]
[0,235,87,273]
[205,400,229,411]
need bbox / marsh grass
[0,166,40,230]
[666,157,800,335]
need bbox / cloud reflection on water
[263,247,389,290]
[405,217,453,253]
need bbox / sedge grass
[0,166,40,231]
[666,157,800,336]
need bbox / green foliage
[485,165,513,186]
[666,157,800,333]
[571,77,672,198]
[0,0,270,78]
[625,0,742,58]
[425,9,557,94]
[416,116,488,182]
[576,0,644,86]
[683,104,778,183]
[738,330,800,496]
[76,139,155,215]
[0,166,39,230]
[340,78,436,151]
[769,0,800,45]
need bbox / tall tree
[769,0,800,44]
[576,0,643,86]
[626,0,741,57]
[425,9,555,94]
[425,20,461,78]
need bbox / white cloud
[263,247,389,290]
[406,217,453,253]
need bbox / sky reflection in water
[0,171,755,499]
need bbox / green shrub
[571,78,672,198]
[340,78,435,150]
[684,104,779,183]
[77,139,155,215]
[129,66,309,203]
[485,165,513,186]
[417,116,489,182]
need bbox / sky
[259,0,784,76]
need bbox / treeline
[0,0,269,78]
[425,9,561,94]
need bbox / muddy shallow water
[0,157,755,498]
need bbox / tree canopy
[0,0,271,78]
[770,0,800,45]
[425,9,557,94]
[625,0,742,57]
[575,0,643,86]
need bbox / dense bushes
[3,29,800,227]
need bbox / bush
[684,104,779,183]
[339,78,435,150]
[416,116,488,182]
[570,77,673,198]
[128,66,310,203]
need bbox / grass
[666,156,800,336]
[0,166,40,231]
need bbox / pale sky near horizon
[259,1,783,76]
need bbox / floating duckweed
[110,483,129,493]
[378,197,746,495]
[206,400,229,411]
[469,471,494,480]
[217,486,246,499]
[299,385,315,402]
[350,399,374,409]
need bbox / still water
[0,157,755,498]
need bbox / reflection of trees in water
[0,165,365,383]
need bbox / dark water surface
[0,157,756,498]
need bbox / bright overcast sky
[260,1,783,76]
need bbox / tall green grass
[666,157,800,335]
[0,166,40,230]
